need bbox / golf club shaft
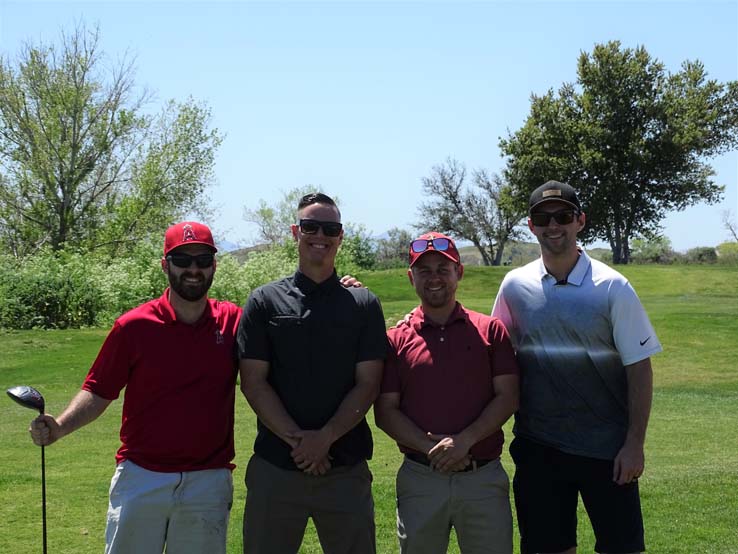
[42,442,47,554]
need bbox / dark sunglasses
[299,219,343,237]
[167,253,215,269]
[411,237,451,253]
[530,209,580,227]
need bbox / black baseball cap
[529,181,581,212]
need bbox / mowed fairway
[1,264,737,553]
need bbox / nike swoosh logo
[640,337,651,346]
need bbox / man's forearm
[322,379,379,443]
[241,380,301,446]
[375,403,435,454]
[456,380,519,451]
[57,389,112,438]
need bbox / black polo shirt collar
[293,269,340,295]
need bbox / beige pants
[105,460,233,554]
[396,457,513,554]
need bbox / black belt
[405,453,494,472]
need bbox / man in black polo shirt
[237,192,387,554]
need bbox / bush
[87,242,167,326]
[716,242,738,265]
[630,237,680,264]
[684,246,718,264]
[372,257,408,270]
[0,243,168,329]
[211,247,295,307]
[0,231,382,329]
[0,249,101,329]
[339,224,377,271]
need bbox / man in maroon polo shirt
[375,232,520,554]
[29,221,241,554]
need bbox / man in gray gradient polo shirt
[492,181,662,554]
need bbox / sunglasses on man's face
[411,237,451,254]
[298,219,343,237]
[167,253,215,269]
[530,209,580,227]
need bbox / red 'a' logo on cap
[182,224,196,242]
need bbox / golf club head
[6,385,45,413]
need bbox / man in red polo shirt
[375,232,520,554]
[29,221,241,554]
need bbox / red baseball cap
[163,221,217,257]
[409,232,461,267]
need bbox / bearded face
[167,267,214,302]
[163,245,216,302]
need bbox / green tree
[243,187,378,273]
[94,98,222,255]
[416,158,526,266]
[0,24,221,256]
[630,236,679,264]
[684,246,718,264]
[500,41,738,264]
[338,223,376,271]
[716,241,738,265]
[374,227,413,269]
[243,185,327,246]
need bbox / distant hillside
[225,243,270,264]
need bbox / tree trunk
[621,236,630,264]
[473,242,492,266]
[493,242,505,266]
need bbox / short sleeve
[237,290,271,361]
[356,293,388,363]
[611,281,662,365]
[491,280,517,344]
[380,332,403,394]
[82,321,130,400]
[487,317,520,377]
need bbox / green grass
[2,264,737,553]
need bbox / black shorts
[509,436,644,554]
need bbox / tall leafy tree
[374,227,414,268]
[500,41,738,264]
[242,185,324,246]
[95,98,222,255]
[242,186,378,271]
[416,158,526,266]
[0,24,222,256]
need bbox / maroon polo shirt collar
[412,302,469,332]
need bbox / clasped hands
[285,428,334,476]
[425,432,473,473]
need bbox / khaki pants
[396,457,513,554]
[105,460,233,554]
[242,454,375,554]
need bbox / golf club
[7,386,47,554]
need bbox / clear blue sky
[1,0,736,252]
